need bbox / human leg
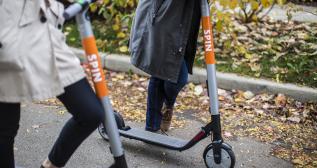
[0,102,21,168]
[164,60,188,107]
[145,77,165,131]
[44,78,104,167]
[161,61,188,131]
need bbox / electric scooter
[97,0,236,167]
[63,1,128,167]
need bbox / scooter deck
[119,128,188,150]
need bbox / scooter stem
[64,1,128,167]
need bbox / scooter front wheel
[203,143,235,168]
[98,123,109,141]
[98,111,125,141]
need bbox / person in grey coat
[129,0,201,132]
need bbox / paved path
[214,2,317,22]
[15,103,293,168]
[267,4,317,22]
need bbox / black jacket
[129,0,201,83]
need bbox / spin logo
[87,54,102,82]
[204,30,213,52]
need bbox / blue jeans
[146,61,188,131]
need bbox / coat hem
[0,71,85,103]
[0,87,64,103]
[131,60,178,83]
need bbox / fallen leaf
[32,125,40,129]
[275,94,287,107]
[218,89,227,96]
[287,117,301,123]
[194,85,203,96]
[292,158,304,165]
[255,109,264,115]
[119,46,128,53]
[58,110,66,115]
[116,74,125,80]
[137,87,145,92]
[243,91,255,100]
[224,131,233,138]
[188,83,195,91]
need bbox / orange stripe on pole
[202,16,216,65]
[82,36,109,98]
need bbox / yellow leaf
[234,98,245,103]
[119,46,128,53]
[275,74,280,83]
[224,40,232,49]
[277,0,286,5]
[245,53,252,59]
[65,26,72,31]
[292,159,304,165]
[220,0,230,7]
[250,0,259,10]
[103,0,110,4]
[127,0,135,7]
[216,21,223,32]
[216,11,224,20]
[116,74,125,80]
[112,25,120,31]
[90,4,98,13]
[188,83,195,91]
[117,32,126,38]
[229,0,238,9]
[252,15,258,22]
[261,0,270,8]
[237,46,247,54]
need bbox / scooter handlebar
[63,0,96,20]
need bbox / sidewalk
[267,4,317,22]
[214,2,317,23]
[15,103,293,168]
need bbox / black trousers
[0,78,105,168]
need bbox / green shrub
[63,0,317,88]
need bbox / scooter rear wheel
[98,111,125,141]
[203,143,235,168]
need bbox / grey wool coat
[129,0,201,83]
